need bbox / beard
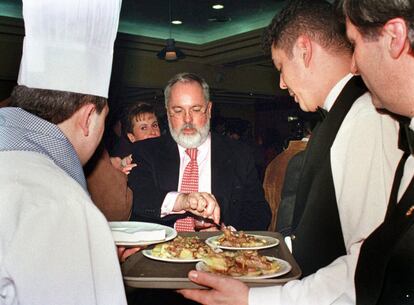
[169,120,210,148]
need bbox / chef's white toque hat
[18,0,122,98]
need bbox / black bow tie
[317,107,328,120]
[399,120,414,155]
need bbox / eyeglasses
[168,106,208,119]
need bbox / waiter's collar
[322,73,354,112]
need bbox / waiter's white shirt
[161,135,212,216]
[0,151,127,305]
[249,74,402,305]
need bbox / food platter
[196,257,292,280]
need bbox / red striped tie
[175,148,198,232]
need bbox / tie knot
[185,148,198,160]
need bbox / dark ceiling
[0,0,292,105]
[0,0,286,44]
[120,0,286,43]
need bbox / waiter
[340,0,414,304]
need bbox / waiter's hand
[177,270,249,305]
[174,192,220,225]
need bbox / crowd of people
[0,0,413,304]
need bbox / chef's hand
[117,246,142,263]
[178,271,249,305]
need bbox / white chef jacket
[249,74,402,305]
[0,151,127,305]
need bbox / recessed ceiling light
[212,4,224,10]
[171,20,182,25]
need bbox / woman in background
[110,102,161,174]
[85,102,160,220]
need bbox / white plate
[196,257,292,279]
[142,249,202,263]
[109,221,177,247]
[205,234,279,250]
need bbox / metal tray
[122,231,301,289]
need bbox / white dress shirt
[161,135,212,216]
[249,74,402,305]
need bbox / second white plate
[205,234,279,250]
[196,257,292,279]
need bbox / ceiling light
[212,4,224,9]
[157,0,185,61]
[157,38,185,61]
[171,20,182,25]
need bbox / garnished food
[215,227,268,248]
[202,250,281,277]
[151,236,214,260]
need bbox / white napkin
[111,228,166,243]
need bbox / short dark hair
[340,0,414,49]
[9,85,107,125]
[263,0,352,57]
[121,102,156,135]
[164,72,210,107]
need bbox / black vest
[355,152,414,305]
[292,76,367,277]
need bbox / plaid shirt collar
[0,107,87,191]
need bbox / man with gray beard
[128,72,271,231]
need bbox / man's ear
[296,35,312,67]
[78,103,96,137]
[206,101,213,117]
[384,18,408,59]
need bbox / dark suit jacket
[128,132,271,230]
[276,149,306,236]
[359,223,414,305]
[355,154,414,305]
